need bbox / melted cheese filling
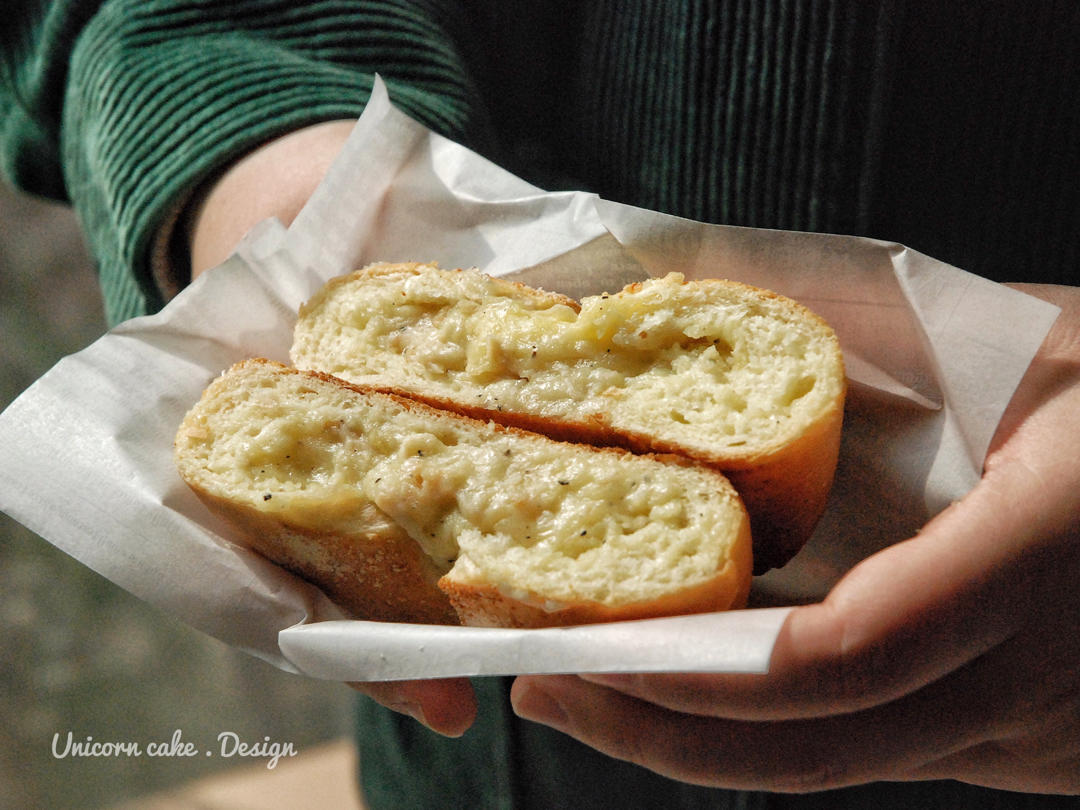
[178,365,744,607]
[292,269,841,452]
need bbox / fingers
[510,469,1078,790]
[909,739,1080,795]
[347,677,477,737]
[511,655,1001,793]
[575,499,1025,723]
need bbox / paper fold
[279,609,795,682]
[0,78,1060,681]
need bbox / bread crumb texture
[175,361,750,620]
[291,263,844,463]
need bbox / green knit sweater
[3,2,1079,808]
[3,1,1078,325]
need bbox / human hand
[348,678,477,738]
[186,119,356,279]
[511,283,1080,794]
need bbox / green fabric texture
[355,678,775,810]
[3,1,1080,808]
[3,0,1078,325]
[2,0,490,323]
[355,679,519,810]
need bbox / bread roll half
[174,359,752,627]
[291,263,845,571]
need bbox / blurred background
[0,183,359,809]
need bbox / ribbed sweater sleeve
[4,1,1077,323]
[2,0,486,324]
[1,1,100,200]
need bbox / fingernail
[388,700,429,728]
[512,684,569,731]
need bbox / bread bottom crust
[192,488,460,625]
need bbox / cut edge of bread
[440,525,752,628]
[174,359,754,626]
[291,263,846,571]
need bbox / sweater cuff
[61,7,480,324]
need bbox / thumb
[581,480,1028,722]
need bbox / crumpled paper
[0,79,1059,681]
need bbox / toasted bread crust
[189,486,460,625]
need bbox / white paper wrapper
[0,79,1060,681]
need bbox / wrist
[185,119,355,280]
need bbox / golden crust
[188,486,460,625]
